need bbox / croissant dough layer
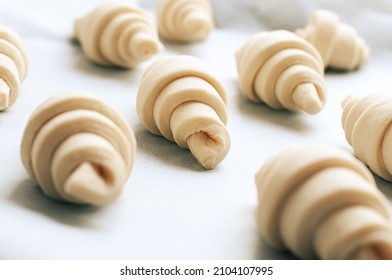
[255,144,392,259]
[342,94,392,181]
[137,55,230,169]
[297,9,369,71]
[0,24,28,111]
[156,0,214,42]
[74,0,162,68]
[20,91,137,205]
[236,30,326,114]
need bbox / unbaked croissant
[341,94,392,182]
[137,55,230,169]
[156,0,214,42]
[20,91,137,206]
[236,30,326,115]
[255,144,392,260]
[0,25,28,111]
[296,9,369,71]
[74,0,162,69]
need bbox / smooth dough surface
[20,91,137,205]
[0,24,28,110]
[74,0,162,68]
[255,144,392,260]
[236,30,326,115]
[136,55,230,169]
[296,9,370,71]
[156,0,214,42]
[341,94,392,181]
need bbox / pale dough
[296,9,370,71]
[156,0,214,42]
[342,94,392,182]
[20,91,137,206]
[0,24,28,111]
[255,144,392,260]
[74,0,162,69]
[236,30,326,114]
[136,55,230,169]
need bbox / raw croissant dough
[236,30,326,114]
[20,91,137,206]
[74,0,162,68]
[255,144,392,260]
[296,9,369,71]
[342,94,392,182]
[137,55,230,169]
[0,25,28,111]
[156,0,214,42]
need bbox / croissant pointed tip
[130,33,161,61]
[157,0,213,42]
[341,95,353,109]
[63,162,114,205]
[293,83,323,114]
[184,10,212,37]
[187,130,230,170]
[0,79,10,111]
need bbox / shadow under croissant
[160,37,205,55]
[8,178,106,229]
[68,37,143,83]
[251,208,297,260]
[233,81,313,134]
[374,175,392,203]
[325,67,355,75]
[254,237,297,260]
[135,125,206,172]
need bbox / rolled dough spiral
[255,144,392,260]
[296,9,370,71]
[20,91,137,206]
[0,25,28,111]
[342,94,392,182]
[236,30,326,115]
[137,55,230,169]
[74,0,162,69]
[156,0,214,42]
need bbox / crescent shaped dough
[74,0,162,69]
[0,24,28,111]
[156,0,214,42]
[20,91,137,206]
[296,9,370,71]
[236,30,326,114]
[137,55,230,169]
[341,94,392,181]
[255,144,392,259]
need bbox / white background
[0,0,392,259]
[2,260,392,279]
